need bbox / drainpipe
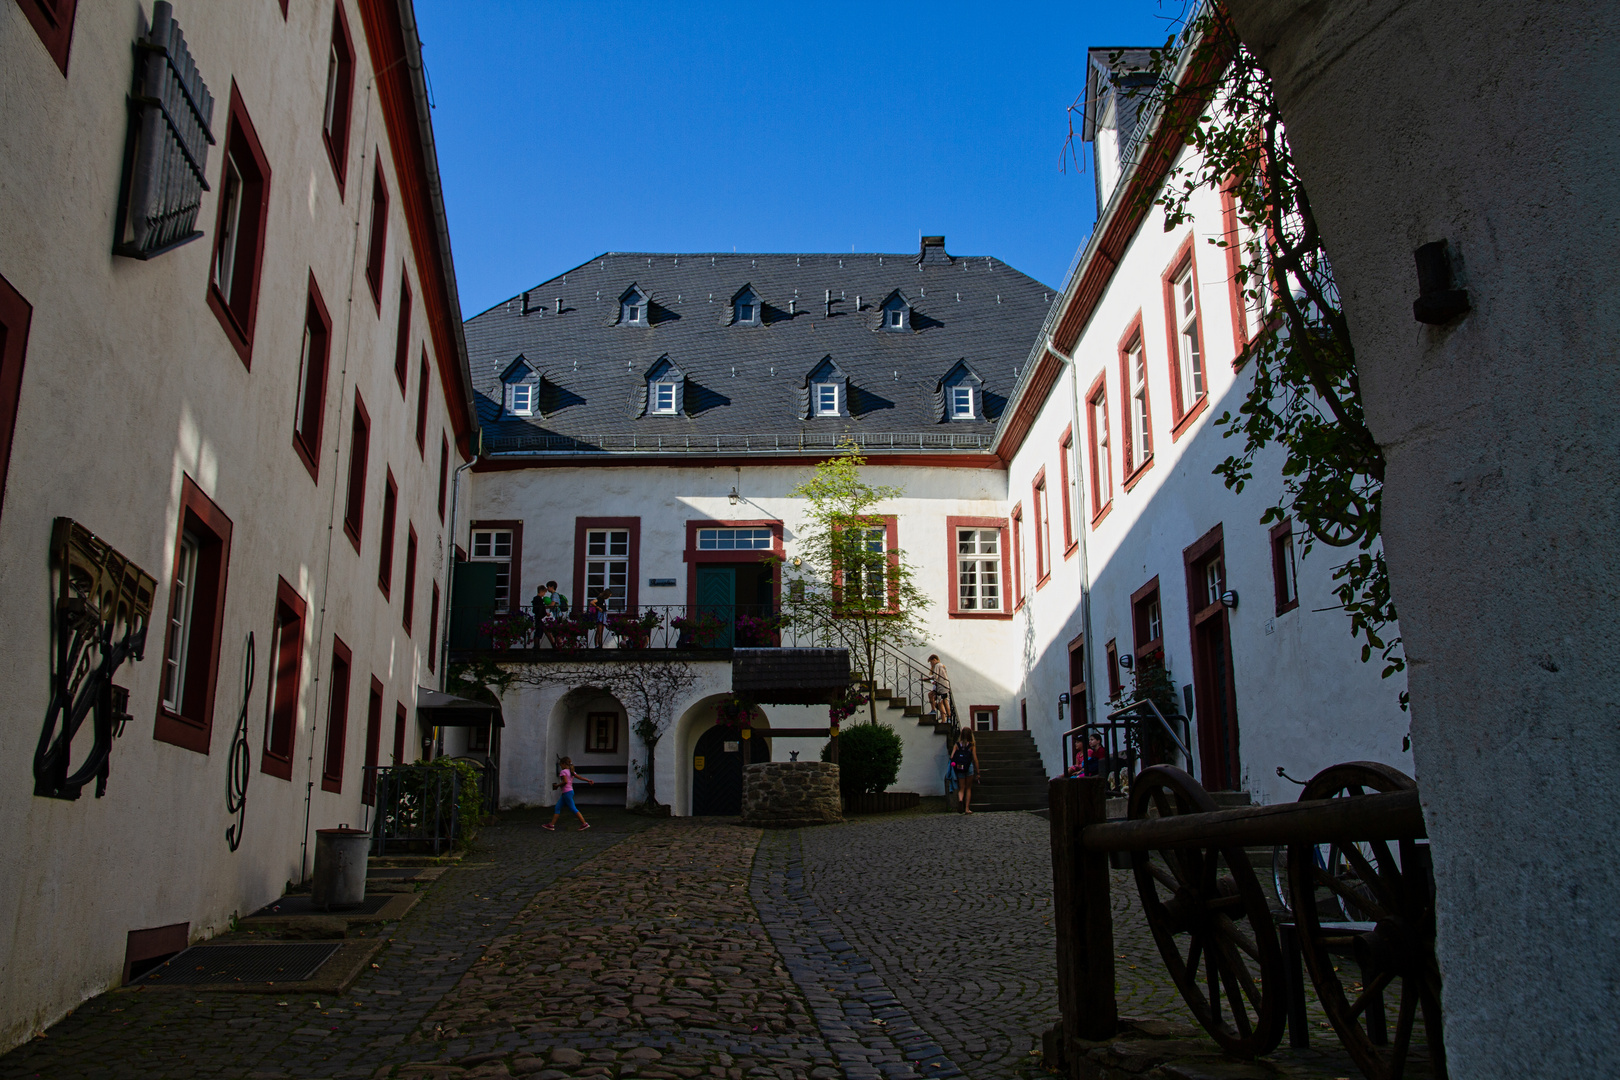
[1048,336,1098,732]
[437,429,482,705]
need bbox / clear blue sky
[414,3,1181,318]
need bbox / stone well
[742,761,842,828]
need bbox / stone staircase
[965,730,1050,812]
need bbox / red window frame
[320,638,353,793]
[1118,313,1154,490]
[1131,576,1164,660]
[322,2,356,195]
[1162,234,1211,439]
[1068,634,1086,701]
[363,160,389,312]
[1010,503,1025,610]
[1105,638,1122,699]
[1220,181,1250,361]
[392,701,408,766]
[427,581,440,673]
[968,705,1000,732]
[414,351,430,454]
[153,476,233,754]
[260,577,307,781]
[378,468,398,596]
[574,517,642,613]
[392,274,412,394]
[16,0,78,75]
[1271,517,1300,615]
[291,272,333,483]
[361,677,384,805]
[437,434,449,522]
[402,525,418,634]
[945,516,1012,619]
[0,272,33,526]
[1085,372,1112,525]
[1058,425,1077,558]
[680,518,783,611]
[1031,468,1051,589]
[471,519,524,613]
[206,85,272,370]
[833,515,900,612]
[342,393,370,553]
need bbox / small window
[207,91,271,367]
[437,434,449,523]
[321,5,356,192]
[393,702,408,765]
[364,163,389,309]
[973,708,998,732]
[402,526,418,634]
[697,528,772,550]
[393,276,411,393]
[160,532,201,715]
[950,386,974,419]
[361,678,384,805]
[1203,554,1226,607]
[888,309,902,328]
[586,529,630,611]
[1170,260,1205,416]
[154,477,233,754]
[428,582,441,673]
[1271,520,1299,615]
[1058,427,1076,552]
[813,382,840,417]
[1087,378,1113,516]
[261,579,306,781]
[1124,334,1152,474]
[1011,505,1025,606]
[0,273,32,528]
[342,395,370,551]
[471,527,515,611]
[956,528,1001,611]
[734,290,760,325]
[321,639,353,794]
[378,469,398,597]
[650,380,677,414]
[1132,580,1163,657]
[587,712,619,753]
[415,352,430,452]
[622,290,647,325]
[842,525,888,606]
[16,0,79,75]
[511,382,533,416]
[1105,639,1121,699]
[1032,472,1051,585]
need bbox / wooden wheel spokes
[1129,766,1285,1059]
[1288,762,1446,1080]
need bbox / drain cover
[136,943,340,985]
[368,868,422,880]
[251,893,395,917]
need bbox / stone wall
[742,762,842,828]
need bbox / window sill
[343,521,362,555]
[1121,456,1155,493]
[1090,501,1113,529]
[365,270,383,315]
[378,578,391,600]
[260,752,293,780]
[1170,394,1210,443]
[206,282,254,370]
[153,709,211,754]
[1275,598,1300,616]
[1134,637,1164,661]
[292,434,321,484]
[1064,540,1079,561]
[323,133,348,200]
[320,775,343,795]
[1035,572,1052,591]
[949,609,1014,620]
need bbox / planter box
[843,791,920,815]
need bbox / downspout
[1048,336,1098,732]
[437,431,481,703]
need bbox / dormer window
[950,385,974,419]
[620,286,648,325]
[813,383,840,416]
[880,291,912,332]
[887,309,903,328]
[733,286,761,325]
[651,381,678,414]
[511,383,534,416]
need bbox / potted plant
[606,608,661,649]
[671,611,726,648]
[715,698,754,730]
[478,611,534,650]
[734,612,782,647]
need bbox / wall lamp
[728,486,740,505]
[1119,653,1134,671]
[1220,590,1239,610]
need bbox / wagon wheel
[1288,762,1446,1080]
[1130,766,1286,1058]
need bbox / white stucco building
[0,0,474,1051]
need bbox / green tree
[777,444,932,730]
[1103,5,1403,706]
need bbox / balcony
[448,602,821,657]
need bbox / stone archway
[674,696,773,816]
[545,687,630,807]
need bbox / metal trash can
[311,826,370,910]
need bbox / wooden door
[694,566,736,647]
[1185,527,1241,790]
[691,723,770,815]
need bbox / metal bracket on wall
[34,518,156,800]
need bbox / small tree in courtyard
[506,659,698,813]
[777,444,931,733]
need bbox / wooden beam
[1049,777,1117,1057]
[1082,789,1425,852]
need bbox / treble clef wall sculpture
[225,632,254,851]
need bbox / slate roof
[463,242,1054,457]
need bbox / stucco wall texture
[1228,1,1620,1073]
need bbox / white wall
[0,0,465,1051]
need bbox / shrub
[822,722,902,796]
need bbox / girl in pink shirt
[543,756,594,831]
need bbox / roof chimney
[918,236,951,265]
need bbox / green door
[694,567,735,647]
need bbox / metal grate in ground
[135,943,341,985]
[251,893,395,917]
[368,868,424,880]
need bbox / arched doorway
[692,725,771,815]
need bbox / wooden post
[1049,775,1116,1068]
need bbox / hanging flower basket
[607,609,661,649]
[715,698,754,730]
[734,612,782,647]
[479,612,534,650]
[671,611,726,648]
[828,688,868,726]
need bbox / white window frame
[322,43,342,138]
[1175,265,1205,408]
[470,528,514,612]
[1128,341,1151,470]
[1276,531,1298,608]
[1203,555,1225,607]
[623,296,644,324]
[161,532,201,711]
[696,527,772,550]
[887,308,903,329]
[950,385,974,419]
[736,296,758,324]
[956,527,1001,612]
[1091,391,1113,506]
[510,382,534,416]
[213,155,244,298]
[844,526,887,605]
[585,528,630,611]
[650,380,677,415]
[813,382,840,417]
